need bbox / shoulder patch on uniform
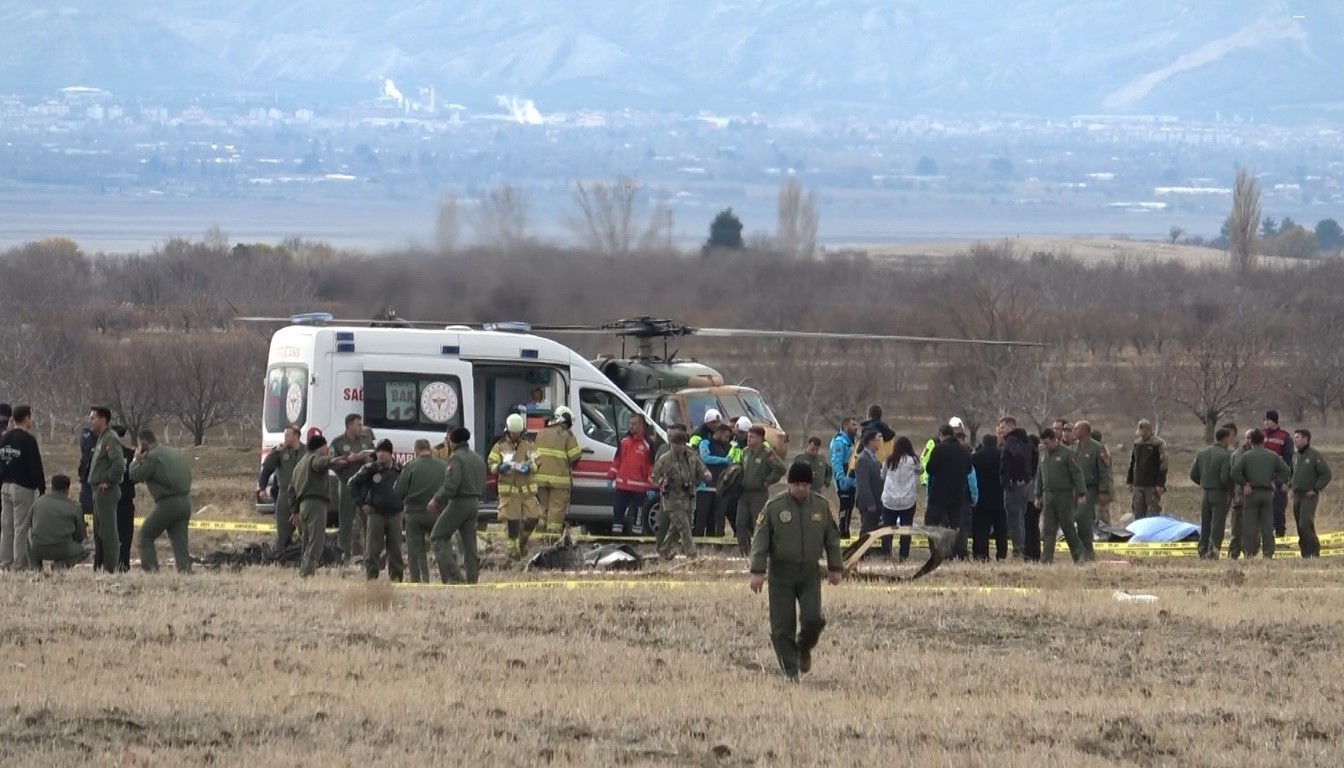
[779,510,793,523]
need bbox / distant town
[2,81,1342,251]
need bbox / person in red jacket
[607,413,655,535]
[1261,409,1294,538]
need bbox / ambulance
[255,314,665,531]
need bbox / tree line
[2,173,1341,445]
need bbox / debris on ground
[1113,590,1159,603]
[526,527,644,571]
[198,534,346,570]
[841,525,956,582]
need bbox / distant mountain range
[2,0,1341,118]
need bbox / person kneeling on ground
[749,462,844,683]
[28,474,88,571]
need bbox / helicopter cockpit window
[737,392,779,427]
[580,388,638,448]
[685,394,728,426]
[658,399,684,428]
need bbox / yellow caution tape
[392,580,1041,593]
[79,514,1344,559]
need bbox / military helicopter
[528,316,1046,459]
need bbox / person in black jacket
[95,425,136,572]
[0,405,45,570]
[971,434,1007,560]
[348,439,404,581]
[853,431,884,540]
[925,424,973,558]
[998,418,1036,560]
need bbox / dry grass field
[7,426,1344,765]
[3,562,1344,766]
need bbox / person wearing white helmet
[488,413,541,558]
[533,406,581,533]
[690,409,723,450]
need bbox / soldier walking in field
[1231,430,1291,560]
[1190,427,1234,559]
[128,430,194,573]
[429,427,487,584]
[330,414,376,563]
[395,439,447,583]
[1290,429,1332,559]
[86,407,126,574]
[1035,428,1087,564]
[749,462,844,683]
[1071,421,1112,559]
[258,425,306,553]
[1126,419,1168,519]
[534,406,582,533]
[651,429,711,560]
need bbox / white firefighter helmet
[506,413,526,434]
[551,406,575,426]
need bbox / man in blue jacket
[829,418,858,538]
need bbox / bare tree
[435,192,459,253]
[472,184,530,254]
[166,335,264,446]
[1113,355,1177,435]
[1227,169,1261,279]
[776,177,820,260]
[1167,327,1268,443]
[569,177,651,257]
[87,338,171,436]
[1168,225,1185,245]
[1283,317,1344,424]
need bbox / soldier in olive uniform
[736,426,787,555]
[395,439,447,583]
[128,430,194,573]
[651,430,712,560]
[1230,430,1291,559]
[348,439,404,581]
[291,435,349,577]
[429,427,487,584]
[748,462,844,682]
[258,425,305,552]
[86,407,126,574]
[1126,419,1168,519]
[1070,421,1112,559]
[27,474,87,569]
[1290,429,1332,559]
[1034,428,1087,564]
[793,437,835,496]
[489,414,540,559]
[1189,427,1234,559]
[330,413,377,563]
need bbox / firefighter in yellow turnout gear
[534,407,582,532]
[489,413,541,558]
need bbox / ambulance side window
[363,373,464,431]
[264,366,308,432]
[579,389,636,448]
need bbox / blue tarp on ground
[1126,516,1200,542]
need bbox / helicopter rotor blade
[688,327,1049,347]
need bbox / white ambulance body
[259,319,663,528]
